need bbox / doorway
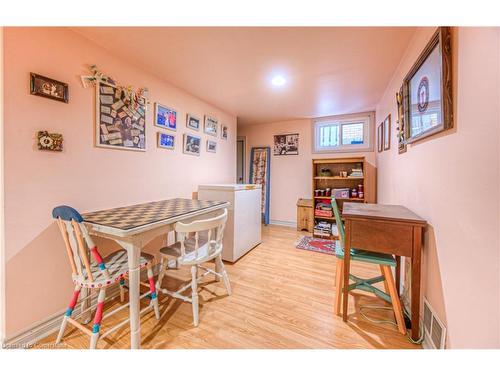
[236,137,246,184]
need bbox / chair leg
[119,278,126,303]
[147,264,160,320]
[90,288,106,349]
[380,265,390,294]
[214,258,221,282]
[191,265,199,327]
[381,265,406,335]
[156,256,167,291]
[215,255,232,296]
[56,284,82,344]
[334,258,344,316]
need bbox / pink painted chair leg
[147,264,160,320]
[90,288,106,349]
[56,284,81,344]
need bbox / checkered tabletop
[83,198,227,230]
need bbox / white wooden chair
[156,209,231,326]
[52,205,160,349]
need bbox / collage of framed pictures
[204,115,218,136]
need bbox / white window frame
[312,111,375,153]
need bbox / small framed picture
[155,103,177,131]
[183,133,201,156]
[221,124,228,140]
[186,114,200,131]
[204,115,218,136]
[377,123,383,152]
[273,133,299,155]
[157,132,175,150]
[30,73,68,103]
[37,130,63,151]
[383,114,391,150]
[207,140,217,153]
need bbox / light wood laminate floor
[37,225,419,349]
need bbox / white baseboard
[269,219,297,228]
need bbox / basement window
[312,113,373,153]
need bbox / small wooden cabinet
[297,198,314,232]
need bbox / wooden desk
[342,203,426,341]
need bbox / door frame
[236,136,246,184]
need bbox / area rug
[295,236,337,255]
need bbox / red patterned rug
[295,236,337,255]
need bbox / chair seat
[160,236,220,265]
[73,249,154,288]
[335,241,396,266]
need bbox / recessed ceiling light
[271,75,286,86]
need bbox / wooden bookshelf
[312,157,376,239]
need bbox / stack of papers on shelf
[314,221,331,236]
[349,168,364,178]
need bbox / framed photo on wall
[30,73,68,103]
[204,115,218,136]
[383,114,391,150]
[377,123,383,152]
[155,103,177,131]
[157,132,175,149]
[403,27,452,144]
[273,133,299,155]
[186,113,200,131]
[221,124,228,140]
[207,140,217,153]
[183,133,201,156]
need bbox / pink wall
[375,27,500,348]
[238,118,376,223]
[3,27,236,337]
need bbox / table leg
[395,256,401,296]
[411,227,422,342]
[342,219,351,322]
[122,241,142,349]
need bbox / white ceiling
[73,27,416,126]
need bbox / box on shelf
[333,188,350,199]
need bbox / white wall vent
[423,298,447,349]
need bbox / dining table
[81,198,229,349]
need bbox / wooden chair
[331,198,406,334]
[52,205,160,349]
[156,209,231,326]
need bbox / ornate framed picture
[36,130,63,151]
[403,27,452,144]
[383,114,391,150]
[183,133,201,156]
[186,113,200,131]
[273,133,299,155]
[204,115,218,136]
[207,140,217,153]
[157,132,175,149]
[377,123,383,152]
[30,73,68,103]
[155,103,177,131]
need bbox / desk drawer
[349,220,413,257]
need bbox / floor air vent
[423,298,446,349]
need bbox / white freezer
[198,184,262,262]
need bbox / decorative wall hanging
[183,133,201,156]
[383,114,391,151]
[395,85,407,154]
[403,27,452,144]
[204,115,218,136]
[81,65,148,151]
[221,124,228,140]
[186,114,200,131]
[207,140,217,153]
[274,133,299,155]
[36,130,63,151]
[30,73,68,103]
[155,103,177,131]
[377,123,383,152]
[157,132,175,150]
[249,146,271,225]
